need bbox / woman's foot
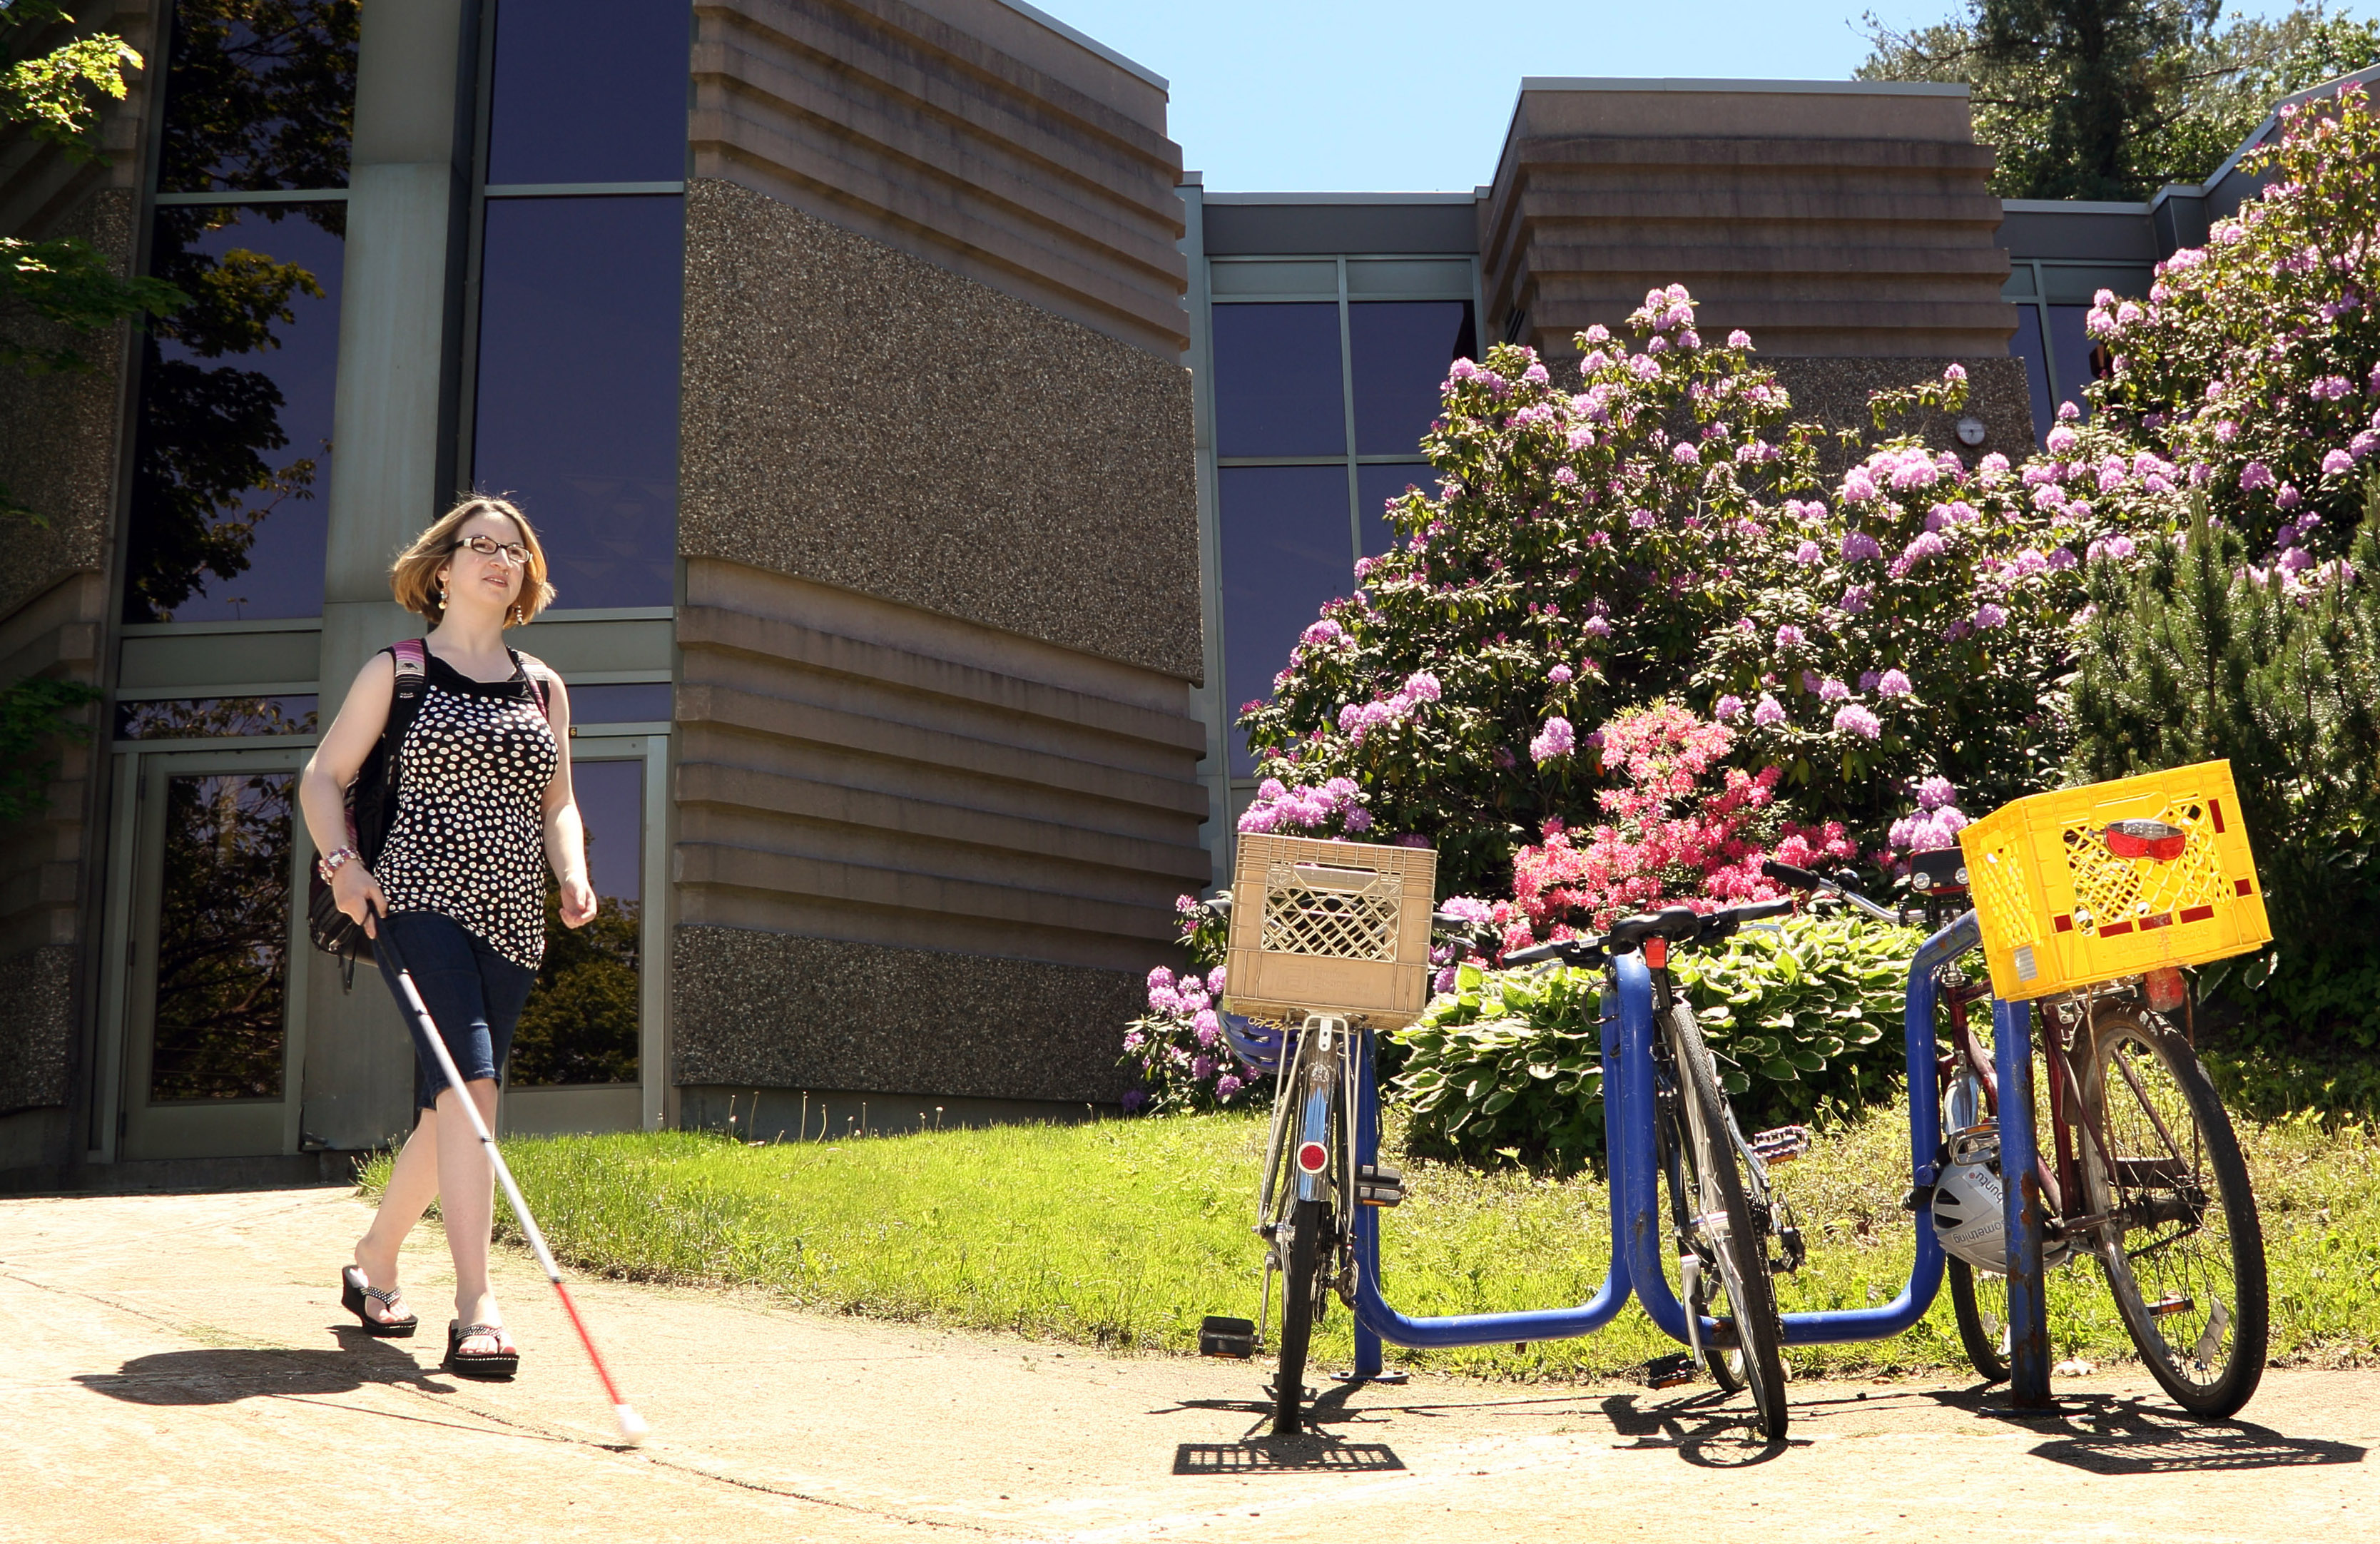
[446,1319,520,1378]
[349,1238,411,1329]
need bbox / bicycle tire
[1947,1259,2013,1384]
[1662,1002,1790,1441]
[2078,1006,2267,1418]
[1271,1195,1326,1436]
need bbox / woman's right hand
[333,862,390,938]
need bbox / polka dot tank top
[375,650,559,969]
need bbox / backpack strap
[508,648,557,723]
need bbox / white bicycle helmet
[1931,1127,2008,1272]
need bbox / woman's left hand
[559,874,598,928]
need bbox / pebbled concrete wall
[678,178,1201,682]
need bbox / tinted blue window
[1357,463,1431,557]
[1350,301,1472,455]
[564,682,673,723]
[2048,305,2100,421]
[116,696,319,739]
[1212,303,1345,458]
[487,0,688,184]
[473,196,683,610]
[157,0,359,193]
[2012,306,2055,445]
[124,204,344,622]
[1221,465,1353,774]
[512,756,642,1086]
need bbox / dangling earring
[509,603,524,626]
[437,580,449,610]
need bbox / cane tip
[615,1405,650,1446]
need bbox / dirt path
[1,1186,2371,1542]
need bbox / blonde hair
[390,495,557,627]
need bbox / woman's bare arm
[300,651,396,932]
[539,674,596,928]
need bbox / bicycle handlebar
[1758,858,1903,925]
[1505,898,1798,969]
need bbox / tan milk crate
[1221,835,1438,1028]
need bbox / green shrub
[1393,915,1926,1167]
[2072,497,2380,1052]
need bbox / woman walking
[300,494,594,1377]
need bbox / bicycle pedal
[1198,1315,1258,1360]
[1644,1353,1697,1389]
[1750,1124,1812,1164]
[1356,1163,1406,1207]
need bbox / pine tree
[2071,492,2380,1049]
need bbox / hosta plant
[1394,915,1922,1168]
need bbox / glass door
[499,736,663,1135]
[119,748,312,1160]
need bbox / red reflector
[1297,1142,1328,1174]
[1644,938,1668,970]
[2053,913,2074,933]
[2178,904,2216,924]
[2100,920,2135,937]
[2234,878,2254,897]
[2209,798,2225,833]
[2105,827,2187,862]
[2140,912,2172,931]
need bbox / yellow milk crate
[1222,834,1438,1028]
[1958,759,2271,1001]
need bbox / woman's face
[437,512,529,613]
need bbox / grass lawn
[362,1099,2380,1382]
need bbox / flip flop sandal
[446,1321,519,1380]
[340,1265,419,1337]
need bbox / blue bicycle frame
[1341,910,1999,1373]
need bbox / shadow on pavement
[1174,1438,1405,1474]
[74,1327,454,1405]
[1598,1391,1798,1467]
[2028,1403,2366,1475]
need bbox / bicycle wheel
[1947,1259,2012,1383]
[2078,1005,2267,1418]
[1660,1002,1789,1440]
[1271,1195,1328,1436]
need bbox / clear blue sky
[1034,0,2326,191]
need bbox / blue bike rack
[1343,911,2000,1372]
[1994,996,2055,1406]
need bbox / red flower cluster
[1504,705,1855,944]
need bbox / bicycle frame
[1337,910,1987,1371]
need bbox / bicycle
[1212,893,1804,1442]
[1762,850,2269,1418]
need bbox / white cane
[373,905,649,1446]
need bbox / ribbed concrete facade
[689,0,1190,357]
[1483,80,2015,361]
[670,560,1206,1097]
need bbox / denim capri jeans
[373,910,537,1113]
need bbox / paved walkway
[1,1186,2373,1542]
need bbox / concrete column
[305,0,476,1151]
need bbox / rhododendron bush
[1236,289,2117,892]
[1235,290,1840,893]
[2075,81,2380,568]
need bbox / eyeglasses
[452,534,531,566]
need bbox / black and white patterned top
[375,651,559,969]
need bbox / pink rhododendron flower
[1530,716,1577,763]
[1752,694,1786,726]
[1833,704,1882,739]
[1878,669,1913,697]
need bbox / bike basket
[1221,834,1437,1028]
[1957,759,2270,1001]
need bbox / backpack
[307,639,554,983]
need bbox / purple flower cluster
[1889,776,1970,855]
[1238,776,1373,836]
[1530,715,1577,763]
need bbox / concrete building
[0,1,2335,1189]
